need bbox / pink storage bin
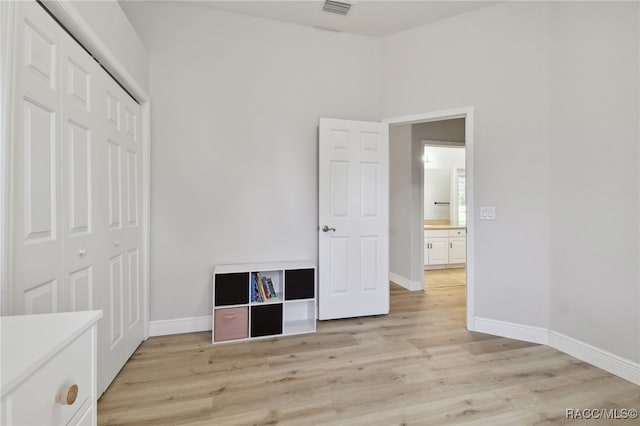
[214,307,248,342]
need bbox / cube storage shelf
[212,262,316,344]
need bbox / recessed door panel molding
[360,131,379,153]
[360,162,378,218]
[23,19,56,88]
[108,254,124,348]
[330,129,349,151]
[24,279,58,314]
[330,161,349,218]
[69,266,93,311]
[66,57,90,110]
[124,108,137,141]
[67,120,92,236]
[127,249,140,328]
[360,237,378,292]
[106,140,122,229]
[23,98,56,243]
[106,91,120,130]
[125,150,138,227]
[330,237,348,294]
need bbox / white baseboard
[424,263,465,271]
[473,317,640,385]
[390,272,422,291]
[474,317,549,345]
[149,315,212,337]
[549,331,640,385]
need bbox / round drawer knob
[57,384,79,405]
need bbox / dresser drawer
[448,229,466,237]
[5,329,92,425]
[214,307,249,342]
[68,398,94,426]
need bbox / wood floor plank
[98,271,639,425]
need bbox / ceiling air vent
[322,0,352,16]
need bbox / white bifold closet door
[10,0,144,394]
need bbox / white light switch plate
[480,206,496,220]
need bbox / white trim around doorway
[383,107,476,332]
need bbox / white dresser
[1,311,102,426]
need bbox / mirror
[423,145,466,226]
[424,169,450,222]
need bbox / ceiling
[173,1,498,37]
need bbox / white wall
[383,1,639,366]
[548,2,639,363]
[389,123,424,288]
[389,125,413,281]
[68,0,148,92]
[383,2,552,329]
[121,2,381,321]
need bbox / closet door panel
[122,96,144,358]
[61,28,103,314]
[12,1,64,314]
[99,76,128,391]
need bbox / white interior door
[11,0,64,314]
[100,77,127,390]
[61,24,102,314]
[318,118,389,320]
[121,93,144,359]
[99,76,143,390]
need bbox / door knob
[322,225,336,232]
[114,240,120,247]
[78,248,86,256]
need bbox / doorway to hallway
[385,107,475,331]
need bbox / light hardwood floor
[425,268,466,289]
[98,281,639,425]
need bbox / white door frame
[382,107,475,331]
[0,0,152,338]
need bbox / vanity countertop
[424,225,466,230]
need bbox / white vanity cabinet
[447,229,466,264]
[1,311,102,426]
[425,228,466,267]
[424,229,450,265]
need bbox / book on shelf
[261,276,271,300]
[252,274,262,302]
[255,272,268,301]
[266,277,276,298]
